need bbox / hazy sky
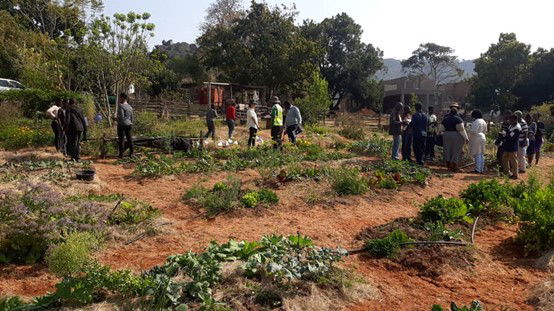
[103,0,553,60]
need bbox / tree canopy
[401,43,462,87]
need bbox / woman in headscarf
[441,103,469,171]
[468,110,487,173]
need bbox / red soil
[1,152,552,310]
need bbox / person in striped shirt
[514,111,528,173]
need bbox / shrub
[460,179,513,217]
[107,200,160,226]
[331,167,369,195]
[294,70,331,124]
[46,232,99,277]
[184,178,242,216]
[364,230,412,258]
[420,196,472,224]
[0,119,53,150]
[338,124,366,140]
[0,183,108,264]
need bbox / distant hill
[376,58,475,82]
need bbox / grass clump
[46,232,99,278]
[330,167,369,196]
[364,230,412,258]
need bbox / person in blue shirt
[410,103,429,165]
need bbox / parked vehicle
[0,78,25,91]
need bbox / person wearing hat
[440,103,469,171]
[270,96,284,150]
[514,111,528,173]
[225,99,237,141]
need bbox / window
[0,80,9,87]
[8,81,24,89]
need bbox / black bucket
[76,169,96,181]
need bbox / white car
[0,78,25,91]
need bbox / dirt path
[1,154,553,310]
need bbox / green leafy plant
[364,230,412,258]
[420,196,472,224]
[460,179,513,218]
[331,167,369,195]
[432,300,484,311]
[108,200,160,226]
[46,232,99,278]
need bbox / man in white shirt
[46,100,65,152]
[425,106,438,161]
[246,101,259,147]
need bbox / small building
[382,76,470,113]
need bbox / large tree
[301,13,383,110]
[471,33,530,111]
[197,1,319,93]
[201,0,244,31]
[514,48,554,109]
[401,43,462,88]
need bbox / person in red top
[225,99,237,140]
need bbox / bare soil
[1,145,552,310]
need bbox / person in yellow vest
[270,96,284,150]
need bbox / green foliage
[331,167,369,196]
[295,70,331,124]
[420,196,472,224]
[460,179,513,218]
[0,88,86,118]
[364,230,412,258]
[424,222,463,241]
[46,232,99,278]
[378,176,398,190]
[338,117,366,140]
[240,189,279,208]
[349,135,391,158]
[108,200,160,226]
[401,43,462,87]
[0,118,52,150]
[368,160,431,188]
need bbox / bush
[420,196,472,224]
[46,232,99,277]
[0,183,108,264]
[364,230,412,258]
[0,120,53,150]
[331,167,369,196]
[294,70,331,124]
[0,88,89,118]
[460,179,513,218]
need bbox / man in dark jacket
[410,103,429,165]
[501,114,521,179]
[117,93,134,158]
[389,102,403,160]
[64,98,88,161]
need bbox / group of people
[205,96,303,149]
[389,101,545,178]
[47,93,135,161]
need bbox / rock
[535,249,554,271]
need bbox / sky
[103,0,554,60]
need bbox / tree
[514,48,554,109]
[77,12,156,123]
[197,1,319,93]
[401,43,463,88]
[301,13,383,110]
[151,40,207,84]
[295,70,331,124]
[201,0,245,31]
[471,33,530,111]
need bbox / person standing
[64,98,87,162]
[525,113,536,167]
[441,103,469,171]
[501,114,521,179]
[389,102,403,160]
[270,96,284,150]
[284,101,302,144]
[205,104,218,140]
[514,111,528,173]
[425,106,437,161]
[246,101,259,147]
[401,105,413,161]
[410,103,428,166]
[225,100,236,141]
[117,93,134,159]
[495,110,512,170]
[46,100,65,152]
[468,110,487,174]
[534,113,545,166]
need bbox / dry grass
[529,278,554,311]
